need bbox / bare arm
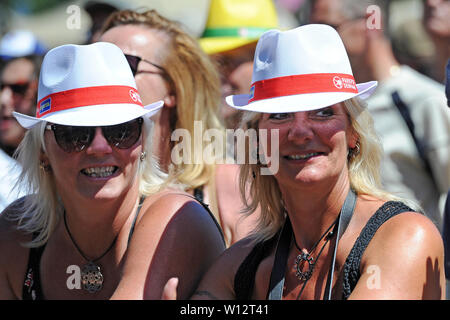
[111,193,225,300]
[349,212,445,299]
[162,237,257,300]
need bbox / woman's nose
[85,127,112,155]
[0,87,14,115]
[287,113,314,143]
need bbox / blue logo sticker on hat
[250,86,255,100]
[39,98,51,115]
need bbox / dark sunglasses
[46,117,143,153]
[0,82,30,95]
[124,54,166,77]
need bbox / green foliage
[3,0,73,14]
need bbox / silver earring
[140,151,147,161]
[39,161,51,172]
[354,141,361,156]
[348,141,360,160]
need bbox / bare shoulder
[371,210,442,252]
[140,188,219,224]
[0,197,33,299]
[352,197,441,249]
[0,211,20,251]
[361,201,444,265]
[0,197,31,248]
[132,188,226,251]
[352,206,445,299]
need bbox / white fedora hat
[226,24,378,113]
[13,42,163,129]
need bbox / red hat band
[36,85,144,118]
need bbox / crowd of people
[0,0,448,300]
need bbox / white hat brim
[226,81,377,113]
[13,100,164,129]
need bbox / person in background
[164,24,445,300]
[83,0,120,43]
[198,0,279,130]
[0,30,45,211]
[0,55,41,157]
[310,0,450,232]
[422,0,450,83]
[389,17,436,78]
[0,30,47,61]
[99,9,259,246]
[0,42,225,300]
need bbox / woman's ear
[163,94,176,108]
[348,129,359,149]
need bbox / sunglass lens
[52,125,94,153]
[50,118,142,152]
[125,54,140,76]
[102,118,143,149]
[1,83,29,95]
[11,83,29,95]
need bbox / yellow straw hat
[199,0,278,55]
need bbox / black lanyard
[267,189,357,300]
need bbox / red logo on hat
[333,76,343,89]
[248,73,359,104]
[129,89,142,104]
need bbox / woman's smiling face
[258,103,357,189]
[42,125,142,203]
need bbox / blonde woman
[164,25,445,300]
[0,42,224,300]
[99,9,259,246]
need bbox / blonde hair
[12,117,168,247]
[239,98,420,242]
[101,9,226,216]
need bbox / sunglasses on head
[0,82,30,95]
[124,54,166,77]
[46,117,143,153]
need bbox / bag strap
[267,189,356,300]
[391,91,435,181]
[323,189,356,300]
[267,216,292,300]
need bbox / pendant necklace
[292,217,338,300]
[63,211,117,293]
[292,217,338,282]
[267,189,357,300]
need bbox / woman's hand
[162,277,178,300]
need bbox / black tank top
[234,201,414,300]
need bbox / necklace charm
[294,252,315,281]
[81,262,104,293]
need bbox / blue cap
[0,30,47,60]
